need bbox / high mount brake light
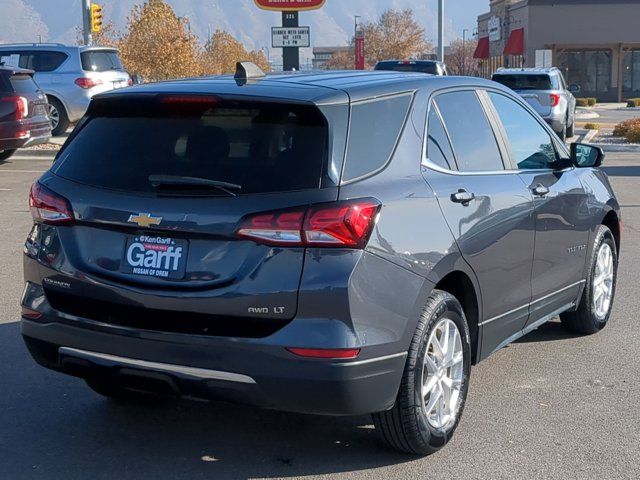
[549,93,561,107]
[236,199,381,249]
[75,77,103,89]
[29,182,74,225]
[1,95,28,119]
[160,95,221,106]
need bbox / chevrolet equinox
[21,67,621,455]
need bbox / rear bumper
[0,120,51,150]
[22,319,407,416]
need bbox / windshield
[52,99,329,195]
[81,50,124,72]
[492,74,555,90]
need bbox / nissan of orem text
[21,67,620,455]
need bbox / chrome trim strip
[58,347,257,384]
[479,280,585,327]
[334,351,408,367]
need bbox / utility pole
[462,28,469,76]
[82,0,92,46]
[437,0,445,62]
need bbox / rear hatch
[492,73,557,117]
[42,94,339,328]
[0,71,50,139]
[80,49,130,92]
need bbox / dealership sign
[272,26,310,47]
[254,0,326,11]
[488,16,501,42]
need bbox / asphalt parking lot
[1,149,639,480]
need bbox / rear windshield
[81,50,124,72]
[376,62,439,74]
[9,74,39,94]
[492,74,555,90]
[52,98,329,195]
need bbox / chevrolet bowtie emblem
[128,213,163,228]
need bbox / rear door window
[435,90,504,172]
[52,98,329,195]
[1,51,67,72]
[342,93,412,181]
[81,50,124,72]
[426,104,456,170]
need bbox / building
[312,46,352,70]
[474,0,640,101]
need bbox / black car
[0,65,51,160]
[21,67,620,455]
[375,60,448,75]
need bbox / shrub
[612,118,640,137]
[627,98,640,107]
[626,125,640,143]
[576,98,589,107]
[583,123,600,130]
[587,97,597,106]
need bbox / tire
[561,225,617,334]
[566,114,575,138]
[373,290,472,455]
[86,377,162,404]
[0,149,17,161]
[47,97,69,136]
[556,121,567,142]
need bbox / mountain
[1,0,484,64]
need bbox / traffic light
[90,3,103,33]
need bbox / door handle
[532,184,550,197]
[450,189,475,205]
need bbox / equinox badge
[128,213,163,228]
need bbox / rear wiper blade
[149,175,242,197]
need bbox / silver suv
[0,44,130,135]
[492,67,577,141]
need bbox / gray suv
[0,44,130,135]
[21,69,620,456]
[492,67,577,141]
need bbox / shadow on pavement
[602,165,640,177]
[514,320,583,344]
[0,321,415,480]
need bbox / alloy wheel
[593,243,614,319]
[422,318,464,430]
[49,104,59,131]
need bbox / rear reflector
[549,93,560,107]
[21,307,42,320]
[75,77,103,89]
[286,348,361,359]
[29,182,74,225]
[237,198,381,249]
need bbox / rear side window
[492,74,557,90]
[52,98,329,195]
[9,74,39,94]
[342,93,412,181]
[376,62,439,75]
[426,105,456,170]
[81,50,124,72]
[3,51,68,72]
[435,91,504,172]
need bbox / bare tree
[445,38,479,76]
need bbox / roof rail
[0,42,68,47]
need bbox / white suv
[0,44,131,135]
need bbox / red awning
[504,28,525,55]
[473,37,490,59]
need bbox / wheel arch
[601,209,621,254]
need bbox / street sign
[272,26,310,48]
[254,0,325,11]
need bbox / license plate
[121,235,188,279]
[113,81,127,89]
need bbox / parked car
[21,68,620,455]
[492,67,577,141]
[0,44,131,136]
[375,60,449,76]
[0,65,51,161]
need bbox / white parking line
[0,170,46,173]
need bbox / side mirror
[571,143,604,168]
[568,84,581,94]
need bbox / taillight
[29,182,74,224]
[236,199,381,249]
[75,77,103,89]
[549,93,560,107]
[21,306,42,320]
[286,348,361,359]
[127,78,133,86]
[1,95,29,119]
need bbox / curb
[582,129,599,144]
[13,149,58,158]
[576,110,600,120]
[588,143,640,153]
